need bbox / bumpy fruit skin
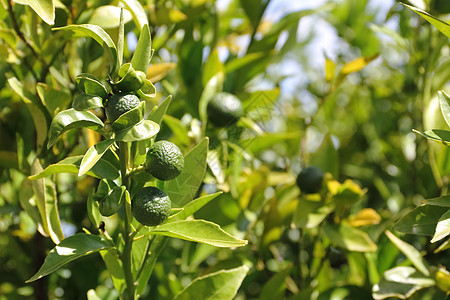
[207,92,243,128]
[106,93,140,122]
[144,141,184,181]
[296,166,324,194]
[132,186,171,226]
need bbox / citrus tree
[0,0,450,300]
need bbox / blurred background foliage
[0,0,449,299]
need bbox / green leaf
[53,25,118,74]
[146,220,247,247]
[394,205,444,236]
[115,119,159,142]
[136,236,168,296]
[31,159,64,244]
[199,73,224,126]
[26,233,113,282]
[385,230,429,276]
[402,3,450,39]
[75,74,108,99]
[174,265,249,300]
[259,268,290,300]
[36,83,72,117]
[28,155,120,181]
[79,139,115,176]
[47,109,104,148]
[88,5,132,29]
[87,192,100,228]
[293,200,334,229]
[202,49,225,86]
[422,195,450,207]
[119,0,148,31]
[431,209,450,243]
[439,91,450,128]
[130,23,152,73]
[137,79,156,100]
[21,0,55,25]
[72,93,103,111]
[172,192,223,221]
[166,138,209,207]
[162,115,190,146]
[8,77,49,154]
[324,224,377,252]
[413,129,450,146]
[19,179,45,236]
[149,95,172,125]
[112,63,146,93]
[111,100,145,132]
[372,266,435,300]
[243,132,300,155]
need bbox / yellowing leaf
[340,55,378,75]
[348,208,381,227]
[435,267,450,293]
[146,63,177,82]
[325,56,336,82]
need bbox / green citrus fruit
[207,92,243,127]
[296,166,324,194]
[132,186,171,226]
[144,141,184,181]
[106,93,140,122]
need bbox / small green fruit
[132,186,171,226]
[144,140,184,181]
[106,93,140,122]
[296,166,324,194]
[207,92,243,128]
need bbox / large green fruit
[132,186,171,226]
[106,93,140,122]
[296,166,324,194]
[207,92,243,127]
[144,140,184,181]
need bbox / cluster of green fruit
[74,64,185,227]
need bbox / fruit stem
[119,142,136,299]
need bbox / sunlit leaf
[145,220,247,247]
[53,25,118,74]
[439,91,450,128]
[119,0,148,30]
[28,155,120,180]
[88,5,132,29]
[47,109,104,148]
[26,234,113,282]
[21,0,55,25]
[431,209,450,243]
[395,205,445,236]
[115,119,159,142]
[385,230,429,276]
[372,266,435,299]
[166,138,208,207]
[339,55,378,75]
[172,192,223,221]
[149,96,172,125]
[131,23,151,73]
[79,139,115,176]
[72,93,103,111]
[402,3,450,38]
[324,224,377,252]
[422,195,450,207]
[75,74,108,99]
[174,266,249,300]
[147,63,177,82]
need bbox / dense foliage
[0,0,449,299]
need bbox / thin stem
[7,0,48,78]
[119,142,136,300]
